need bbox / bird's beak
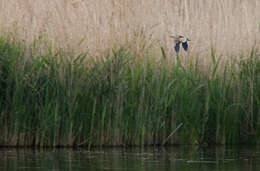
[170,35,175,38]
[187,38,191,41]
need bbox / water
[0,146,260,171]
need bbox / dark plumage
[182,41,188,51]
[170,35,190,54]
[174,42,181,53]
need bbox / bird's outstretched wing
[182,41,188,51]
[175,42,181,53]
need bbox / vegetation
[0,37,259,147]
[0,0,259,147]
[0,0,259,57]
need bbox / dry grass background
[0,0,259,59]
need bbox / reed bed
[0,0,259,147]
[0,37,259,147]
[0,0,259,60]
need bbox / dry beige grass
[0,0,259,59]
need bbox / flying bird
[170,35,190,54]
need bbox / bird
[170,35,190,54]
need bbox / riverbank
[0,37,259,147]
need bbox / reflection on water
[0,146,260,171]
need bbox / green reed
[0,37,259,147]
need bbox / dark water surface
[0,146,260,171]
